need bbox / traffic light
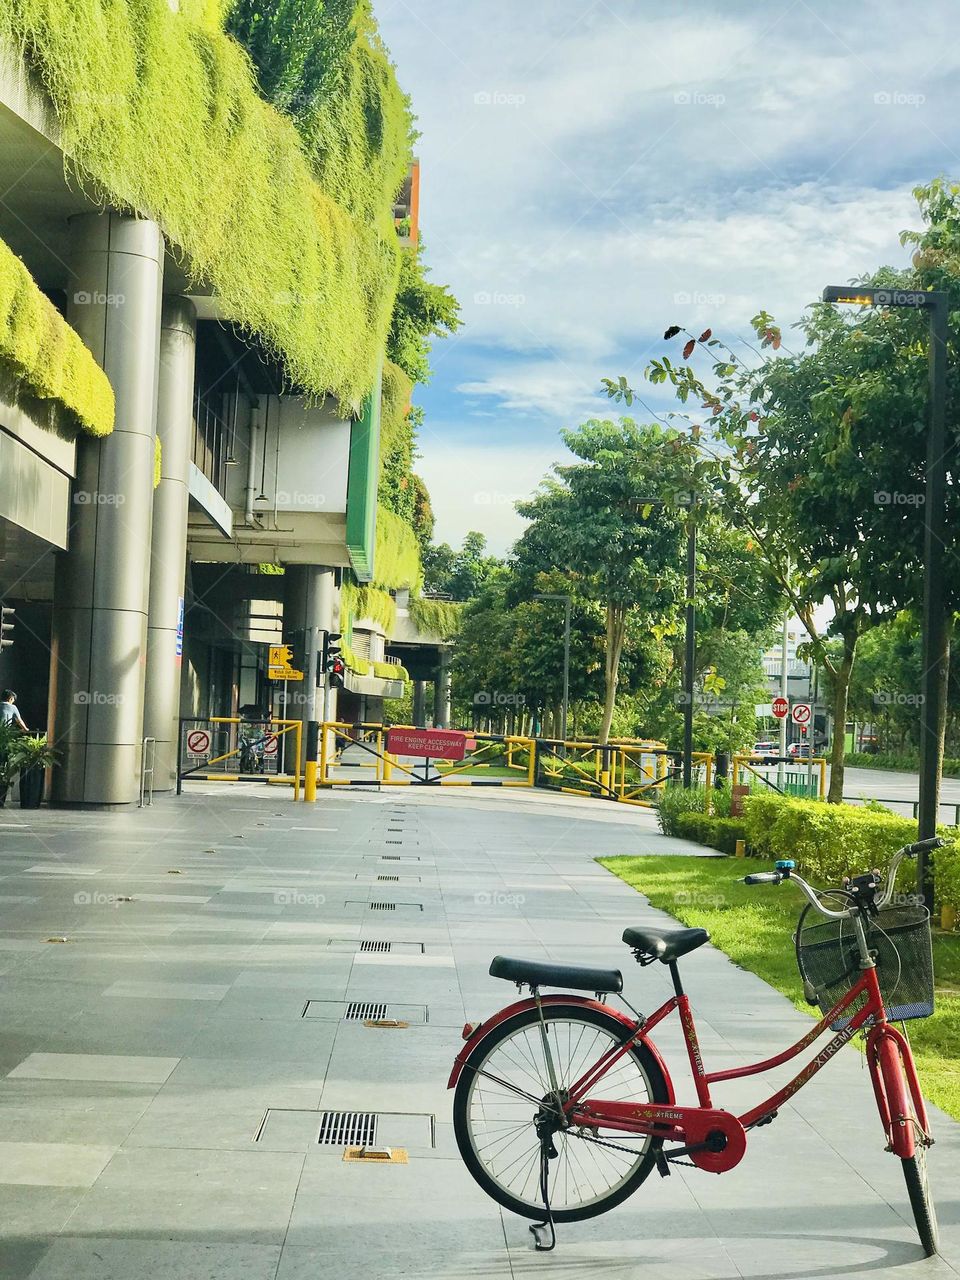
[0,604,13,650]
[329,655,345,688]
[321,631,342,672]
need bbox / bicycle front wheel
[453,1003,669,1221]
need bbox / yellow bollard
[304,760,317,803]
[735,839,746,859]
[942,903,957,932]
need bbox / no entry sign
[385,727,468,760]
[791,702,812,727]
[772,695,789,719]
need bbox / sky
[372,0,960,555]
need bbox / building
[0,4,440,805]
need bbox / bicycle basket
[796,904,934,1029]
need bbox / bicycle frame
[560,962,931,1172]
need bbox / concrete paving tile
[0,1140,115,1187]
[0,1238,54,1280]
[27,1238,284,1279]
[101,980,231,1001]
[65,1148,305,1243]
[7,1053,180,1084]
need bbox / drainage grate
[360,939,392,953]
[381,855,401,861]
[377,875,399,882]
[370,901,395,911]
[345,1001,389,1020]
[318,1111,377,1147]
[385,840,403,845]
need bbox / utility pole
[777,610,789,791]
[682,497,697,788]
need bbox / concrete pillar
[434,651,451,728]
[50,213,164,806]
[283,566,338,765]
[143,297,196,791]
[412,680,427,727]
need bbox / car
[788,741,813,759]
[752,740,778,760]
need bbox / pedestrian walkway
[0,786,957,1278]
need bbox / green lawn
[599,854,960,1122]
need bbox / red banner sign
[385,728,468,760]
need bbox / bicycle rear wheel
[453,1003,669,1221]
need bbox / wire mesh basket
[796,904,934,1029]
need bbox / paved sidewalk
[0,784,957,1279]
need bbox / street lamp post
[822,285,948,909]
[534,593,571,741]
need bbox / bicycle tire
[453,1002,669,1222]
[902,1144,939,1256]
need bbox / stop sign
[772,695,789,719]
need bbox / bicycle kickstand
[530,1135,559,1252]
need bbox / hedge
[742,793,959,909]
[675,813,747,856]
[0,236,114,436]
[0,0,412,409]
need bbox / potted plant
[10,734,58,809]
[0,720,19,807]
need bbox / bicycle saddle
[489,955,623,993]
[622,926,709,964]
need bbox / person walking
[0,690,28,808]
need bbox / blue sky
[373,0,960,553]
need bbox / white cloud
[417,440,570,555]
[375,0,960,528]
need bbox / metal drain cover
[319,1111,377,1146]
[302,999,427,1023]
[345,1001,388,1021]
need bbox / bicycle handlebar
[743,837,948,920]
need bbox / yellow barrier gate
[732,752,826,802]
[534,738,714,809]
[177,717,302,799]
[319,723,536,788]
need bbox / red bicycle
[449,837,943,1254]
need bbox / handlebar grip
[743,872,783,886]
[903,837,946,857]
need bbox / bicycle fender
[446,993,675,1102]
[867,1022,928,1157]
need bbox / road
[836,765,960,821]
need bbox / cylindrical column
[284,566,338,765]
[144,297,196,791]
[50,213,164,806]
[412,680,426,727]
[433,651,451,728]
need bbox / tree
[423,532,500,601]
[514,419,688,743]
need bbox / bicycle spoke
[463,1012,655,1213]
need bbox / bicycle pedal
[654,1148,671,1178]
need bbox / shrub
[934,843,960,915]
[742,793,960,898]
[675,813,748,855]
[845,751,960,780]
[655,784,708,836]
